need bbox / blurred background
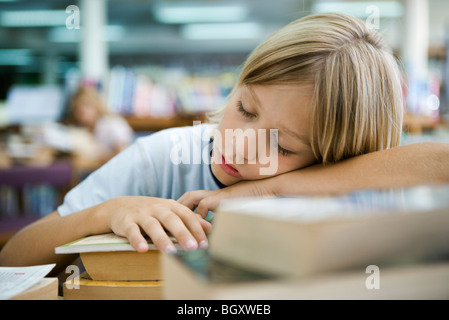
[0,0,449,246]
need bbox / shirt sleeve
[57,139,155,216]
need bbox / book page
[55,233,179,254]
[0,264,55,300]
[71,233,130,246]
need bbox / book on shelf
[0,183,59,219]
[0,185,19,218]
[162,249,449,300]
[22,183,59,217]
[0,264,58,300]
[63,272,163,300]
[55,232,178,281]
[107,66,177,118]
[208,185,449,278]
[106,65,233,117]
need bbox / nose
[224,127,259,165]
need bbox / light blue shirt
[57,124,222,216]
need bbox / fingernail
[185,239,198,250]
[164,245,177,254]
[137,242,148,252]
[199,240,208,249]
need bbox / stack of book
[162,185,449,300]
[55,233,173,300]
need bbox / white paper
[0,264,55,300]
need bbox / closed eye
[277,145,292,156]
[237,101,256,119]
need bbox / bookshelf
[102,65,234,121]
[124,114,207,132]
[0,160,72,247]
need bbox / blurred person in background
[66,86,134,164]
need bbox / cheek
[215,107,240,144]
[219,106,241,128]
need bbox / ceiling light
[48,25,125,43]
[155,5,248,24]
[0,10,67,27]
[181,22,262,40]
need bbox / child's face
[73,98,99,128]
[211,84,318,186]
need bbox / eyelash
[236,101,292,156]
[237,101,256,119]
[277,145,291,156]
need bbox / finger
[196,196,220,217]
[196,214,212,233]
[173,204,210,249]
[156,208,201,251]
[124,223,149,253]
[177,190,212,211]
[138,217,177,254]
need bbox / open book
[0,264,57,300]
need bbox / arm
[272,141,449,195]
[179,142,449,215]
[0,209,105,273]
[0,197,211,271]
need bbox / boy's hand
[177,190,222,217]
[100,196,211,253]
[178,180,275,217]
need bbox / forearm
[0,205,108,271]
[270,142,449,195]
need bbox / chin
[211,165,239,186]
[218,174,241,186]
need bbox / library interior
[0,0,449,301]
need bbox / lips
[216,152,242,178]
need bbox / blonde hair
[209,13,404,164]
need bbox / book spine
[0,185,19,218]
[105,65,236,117]
[22,183,59,217]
